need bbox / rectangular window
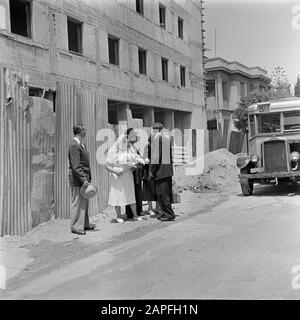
[206,80,215,97]
[9,0,31,38]
[178,17,183,39]
[108,36,120,66]
[284,111,300,131]
[67,17,82,54]
[136,0,144,15]
[159,4,166,28]
[240,82,245,98]
[257,113,281,134]
[222,82,228,101]
[180,65,186,87]
[161,58,168,82]
[138,48,147,75]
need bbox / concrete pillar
[164,109,175,130]
[143,106,155,127]
[117,103,134,127]
[216,75,223,110]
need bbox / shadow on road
[236,183,300,197]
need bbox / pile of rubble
[174,148,239,193]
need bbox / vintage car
[237,97,300,196]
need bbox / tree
[294,75,300,97]
[270,66,291,96]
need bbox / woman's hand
[114,167,123,176]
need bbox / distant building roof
[205,57,270,83]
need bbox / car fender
[236,155,251,169]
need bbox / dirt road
[2,183,300,299]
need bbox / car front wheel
[240,168,254,196]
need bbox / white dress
[108,151,136,206]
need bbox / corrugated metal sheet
[55,81,109,219]
[0,67,32,236]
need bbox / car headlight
[291,151,300,162]
[250,154,259,163]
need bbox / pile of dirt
[174,148,239,193]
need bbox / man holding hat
[68,124,96,235]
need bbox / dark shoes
[84,223,96,230]
[71,229,86,235]
[157,215,175,221]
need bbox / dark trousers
[155,177,175,220]
[125,182,143,218]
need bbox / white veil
[105,133,128,165]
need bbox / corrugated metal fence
[0,68,109,235]
[55,81,109,219]
[0,67,32,236]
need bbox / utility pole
[214,28,217,57]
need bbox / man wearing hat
[68,124,96,235]
[150,123,175,221]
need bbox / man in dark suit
[150,123,175,221]
[68,124,96,235]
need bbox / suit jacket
[68,140,91,187]
[150,132,173,181]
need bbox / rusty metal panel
[0,67,32,236]
[29,97,55,227]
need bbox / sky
[205,0,300,91]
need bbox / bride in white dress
[105,132,144,223]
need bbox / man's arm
[69,144,89,185]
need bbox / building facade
[0,0,206,235]
[204,57,271,153]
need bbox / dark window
[161,58,168,82]
[240,82,245,98]
[138,49,147,74]
[284,111,300,131]
[257,113,281,134]
[159,4,166,28]
[136,0,144,15]
[206,80,215,97]
[9,0,31,38]
[67,18,82,54]
[180,66,186,87]
[108,36,120,65]
[154,110,165,125]
[178,17,183,39]
[222,82,228,101]
[207,119,217,130]
[108,110,118,125]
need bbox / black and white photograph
[0,0,300,305]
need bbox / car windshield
[257,113,281,134]
[283,111,300,131]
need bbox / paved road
[4,183,300,299]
